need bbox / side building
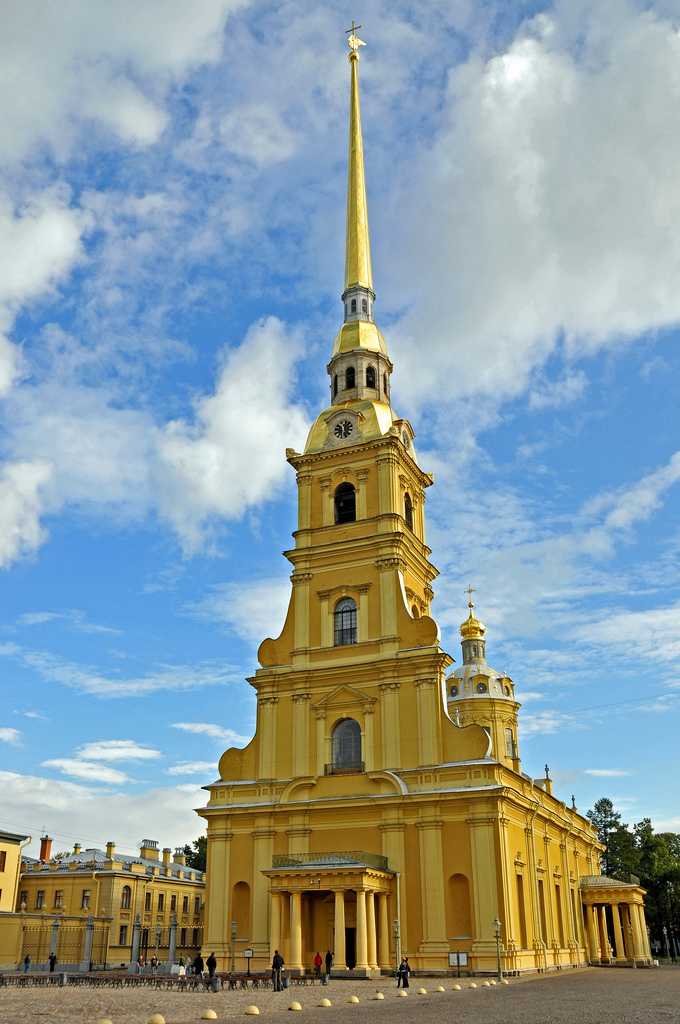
[198,33,653,976]
[7,837,205,971]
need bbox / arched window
[333,374,338,397]
[334,483,356,524]
[120,885,131,910]
[332,717,362,768]
[366,365,376,389]
[383,373,388,394]
[351,298,357,313]
[361,298,367,312]
[334,597,357,645]
[345,366,355,389]
[404,493,413,531]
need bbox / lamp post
[493,917,502,983]
[154,922,162,968]
[663,925,669,961]
[231,920,237,973]
[628,916,637,970]
[392,918,400,973]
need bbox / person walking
[194,952,205,978]
[48,952,57,973]
[325,950,333,975]
[24,954,30,973]
[396,957,410,988]
[272,949,284,991]
[207,952,217,978]
[314,952,322,976]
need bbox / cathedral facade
[199,35,651,976]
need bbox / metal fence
[272,850,388,871]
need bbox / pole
[496,930,502,982]
[231,922,237,973]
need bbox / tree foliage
[183,835,207,872]
[587,797,680,953]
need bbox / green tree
[586,798,638,878]
[183,836,207,872]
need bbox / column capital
[296,474,313,485]
[363,703,375,715]
[378,682,400,694]
[415,819,444,831]
[258,696,279,707]
[315,708,327,720]
[291,573,313,587]
[413,677,438,689]
[376,557,406,573]
[291,692,312,704]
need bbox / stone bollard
[212,978,221,993]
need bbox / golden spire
[460,585,486,640]
[344,23,373,294]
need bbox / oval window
[475,682,487,694]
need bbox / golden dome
[459,588,486,640]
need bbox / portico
[262,854,393,976]
[580,876,652,966]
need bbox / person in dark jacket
[194,953,205,977]
[396,957,410,987]
[48,952,57,973]
[325,950,333,974]
[272,949,284,991]
[206,952,217,978]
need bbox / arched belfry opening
[334,482,356,524]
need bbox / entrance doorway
[345,928,356,969]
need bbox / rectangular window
[145,892,151,911]
[192,928,199,946]
[516,874,528,949]
[555,883,565,947]
[36,891,45,909]
[505,728,514,757]
[194,896,200,914]
[53,890,63,909]
[119,925,128,946]
[81,890,91,909]
[157,893,164,911]
[0,850,6,871]
[170,894,176,912]
[182,895,189,913]
[180,927,187,946]
[537,880,548,943]
[20,890,28,907]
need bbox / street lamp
[154,922,162,968]
[493,917,502,983]
[392,918,400,972]
[231,920,237,973]
[628,915,637,970]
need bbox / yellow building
[199,33,652,976]
[10,836,205,970]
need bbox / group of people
[134,951,217,979]
[270,949,334,990]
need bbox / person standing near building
[272,949,284,991]
[48,952,57,973]
[178,954,186,977]
[24,955,30,973]
[150,954,158,973]
[325,950,333,975]
[194,952,204,978]
[206,952,217,978]
[397,957,410,988]
[314,952,322,976]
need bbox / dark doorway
[345,927,356,969]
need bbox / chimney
[162,847,171,867]
[140,839,159,860]
[173,847,187,866]
[73,843,81,855]
[106,841,115,859]
[39,835,53,862]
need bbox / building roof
[20,847,205,882]
[0,829,30,844]
[579,874,638,889]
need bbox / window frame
[120,885,131,910]
[334,597,358,646]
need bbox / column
[469,817,500,953]
[417,821,448,953]
[290,892,303,971]
[358,585,370,642]
[366,892,378,969]
[585,905,599,962]
[292,693,311,777]
[50,917,60,958]
[319,593,332,647]
[252,831,276,951]
[292,574,312,653]
[270,892,282,962]
[362,704,375,772]
[376,556,400,639]
[315,710,327,776]
[257,699,278,779]
[320,478,332,527]
[205,829,233,951]
[355,890,369,970]
[622,905,633,959]
[282,894,291,964]
[597,906,609,962]
[356,470,369,520]
[378,682,401,769]
[130,913,141,968]
[611,904,625,961]
[499,816,518,951]
[296,473,312,532]
[168,912,177,965]
[380,824,408,955]
[334,890,346,970]
[638,906,652,957]
[377,893,391,969]
[81,914,94,971]
[630,903,643,961]
[414,679,439,766]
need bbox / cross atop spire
[346,21,366,52]
[466,584,476,612]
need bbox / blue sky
[1,0,680,858]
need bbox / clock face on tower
[334,420,353,440]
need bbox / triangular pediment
[314,683,375,709]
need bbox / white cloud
[0,643,240,698]
[171,722,250,746]
[218,104,298,166]
[390,1,680,409]
[167,761,217,776]
[188,577,291,646]
[157,317,310,552]
[41,758,132,785]
[0,770,205,858]
[0,728,21,745]
[0,460,56,568]
[529,370,588,411]
[18,610,120,634]
[584,769,632,778]
[76,741,162,763]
